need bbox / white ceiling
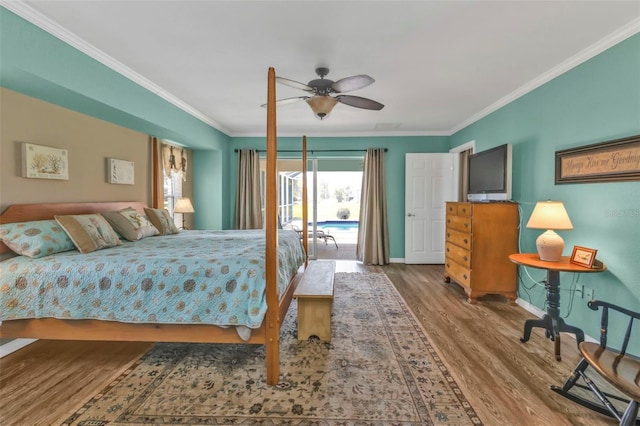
[8,1,640,137]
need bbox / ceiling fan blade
[331,75,375,93]
[260,96,308,107]
[276,76,313,91]
[337,95,384,110]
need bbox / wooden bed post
[302,135,308,267]
[265,67,280,385]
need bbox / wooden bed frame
[0,68,306,386]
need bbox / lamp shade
[526,201,573,230]
[527,201,572,261]
[306,95,338,120]
[173,197,194,214]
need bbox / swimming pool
[317,220,359,231]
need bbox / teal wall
[450,34,640,352]
[229,136,450,257]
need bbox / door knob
[407,213,415,217]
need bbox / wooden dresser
[444,201,519,304]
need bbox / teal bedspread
[0,230,305,333]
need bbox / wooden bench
[293,261,336,341]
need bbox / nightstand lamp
[526,200,573,261]
[174,197,194,230]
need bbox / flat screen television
[467,143,512,201]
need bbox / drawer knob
[463,256,468,261]
[463,274,468,280]
[464,223,468,228]
[446,247,450,252]
[463,238,468,244]
[447,233,450,238]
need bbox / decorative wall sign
[22,143,69,180]
[107,158,135,184]
[555,135,640,184]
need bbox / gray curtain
[234,149,263,229]
[356,148,390,265]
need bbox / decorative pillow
[54,214,122,254]
[144,208,180,235]
[101,208,159,241]
[0,220,76,258]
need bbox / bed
[0,68,306,385]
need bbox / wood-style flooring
[0,261,620,425]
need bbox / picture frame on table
[570,246,597,268]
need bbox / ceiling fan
[265,67,384,120]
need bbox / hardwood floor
[0,262,619,425]
[382,263,617,426]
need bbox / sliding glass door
[263,156,363,260]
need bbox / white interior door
[405,153,457,264]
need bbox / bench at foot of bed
[293,261,336,342]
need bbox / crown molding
[449,17,640,136]
[1,0,231,136]
[233,129,451,138]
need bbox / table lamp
[526,200,573,261]
[173,197,194,229]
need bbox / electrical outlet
[585,287,594,300]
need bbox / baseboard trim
[0,338,37,358]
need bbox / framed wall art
[107,158,135,185]
[21,143,69,180]
[555,135,640,184]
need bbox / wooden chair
[551,300,640,425]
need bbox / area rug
[62,272,483,425]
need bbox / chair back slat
[620,317,634,356]
[587,299,639,356]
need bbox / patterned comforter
[0,230,306,334]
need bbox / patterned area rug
[63,272,483,425]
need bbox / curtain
[151,137,163,208]
[234,149,263,229]
[459,148,472,201]
[162,144,188,181]
[356,148,390,265]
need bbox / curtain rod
[234,148,387,153]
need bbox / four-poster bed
[0,68,307,385]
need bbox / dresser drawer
[446,203,458,215]
[445,260,471,288]
[446,228,471,250]
[446,214,471,233]
[445,242,471,268]
[457,203,472,217]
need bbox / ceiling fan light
[306,95,338,120]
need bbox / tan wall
[0,88,152,211]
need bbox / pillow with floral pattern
[0,220,76,258]
[144,207,180,235]
[101,207,159,241]
[55,214,121,254]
